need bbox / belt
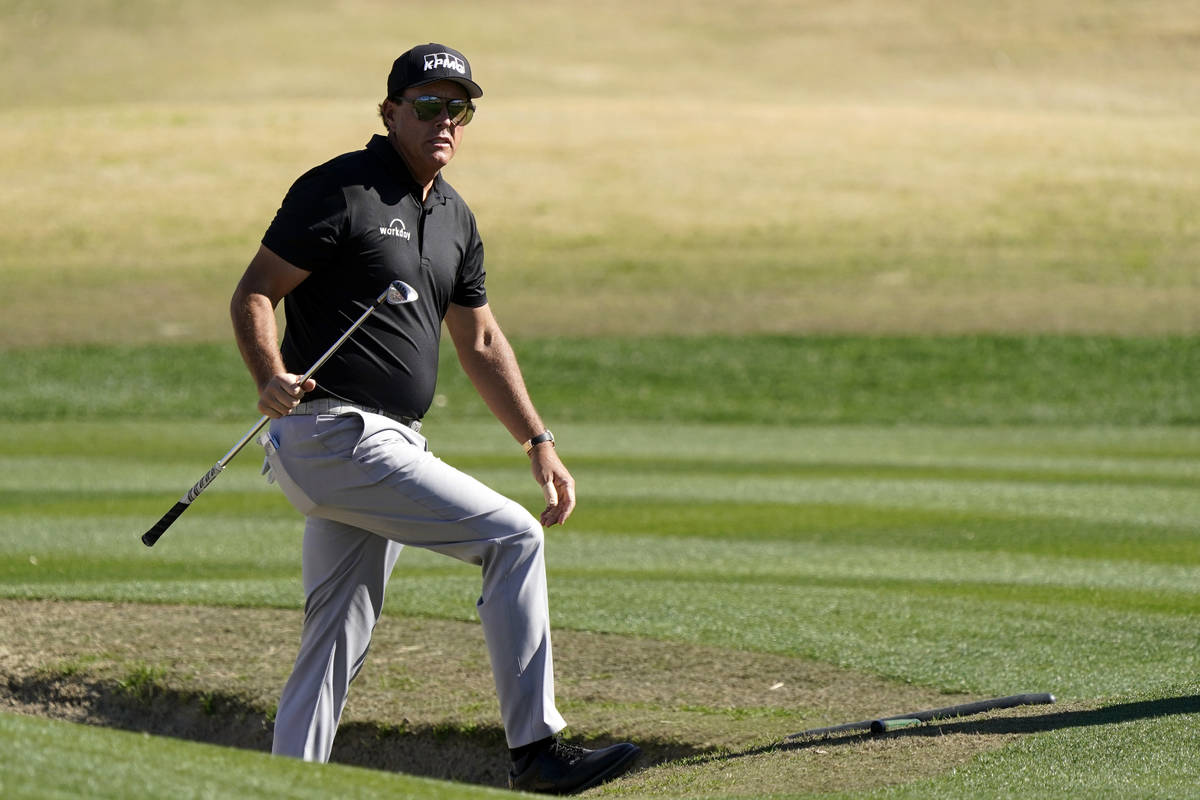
[289,399,422,433]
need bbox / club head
[386,280,419,305]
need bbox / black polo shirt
[262,134,488,420]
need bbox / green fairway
[2,407,1198,797]
[3,0,1200,797]
[0,712,509,800]
[4,416,1198,700]
[865,686,1200,800]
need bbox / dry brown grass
[1,0,1198,346]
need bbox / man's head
[380,44,482,184]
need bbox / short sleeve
[451,212,488,308]
[261,167,348,272]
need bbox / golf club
[786,692,1056,739]
[140,279,419,547]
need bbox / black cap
[387,43,483,99]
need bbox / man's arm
[444,302,576,527]
[230,245,315,418]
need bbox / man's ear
[381,99,400,132]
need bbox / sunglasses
[394,95,476,126]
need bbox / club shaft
[211,285,396,469]
[295,284,394,384]
[880,693,1056,725]
[142,284,397,547]
[785,693,1056,740]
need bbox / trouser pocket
[259,431,318,515]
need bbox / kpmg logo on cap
[424,52,466,75]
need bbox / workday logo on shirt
[379,218,412,240]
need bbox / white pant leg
[266,410,567,753]
[271,516,402,761]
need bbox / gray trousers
[261,408,567,761]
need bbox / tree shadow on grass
[1,671,701,788]
[701,693,1200,765]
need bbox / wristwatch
[522,430,555,455]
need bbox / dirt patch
[0,599,1049,794]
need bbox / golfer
[229,43,639,794]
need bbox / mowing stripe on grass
[2,418,1196,718]
[6,336,1199,424]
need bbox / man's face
[386,79,470,179]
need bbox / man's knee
[479,505,544,575]
[492,501,544,544]
[503,515,545,562]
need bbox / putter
[141,280,419,547]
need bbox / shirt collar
[366,134,447,207]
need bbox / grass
[5,335,1199,424]
[1,410,1198,795]
[0,712,509,800]
[1,339,1199,795]
[1,0,1199,346]
[866,688,1200,799]
[3,0,1200,796]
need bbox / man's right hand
[258,373,317,418]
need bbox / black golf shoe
[509,737,640,795]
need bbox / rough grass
[1,0,1199,345]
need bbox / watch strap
[523,430,555,455]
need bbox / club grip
[871,718,922,734]
[142,501,189,547]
